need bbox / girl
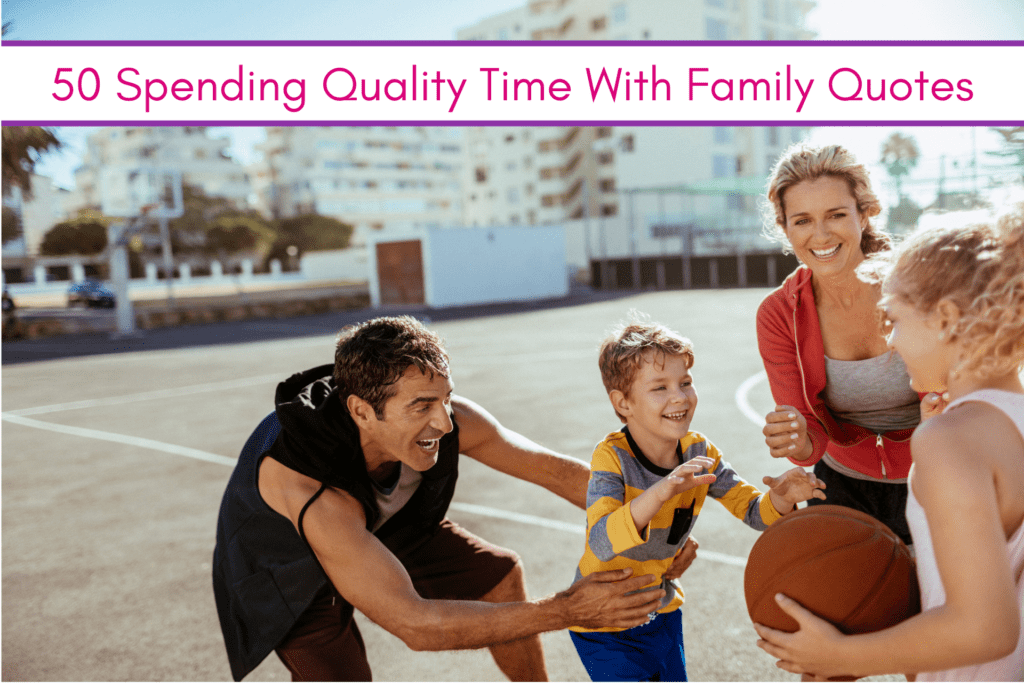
[754,204,1024,680]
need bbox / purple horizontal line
[4,40,1022,48]
[4,120,1022,127]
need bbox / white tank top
[906,389,1024,681]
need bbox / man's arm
[453,395,590,509]
[301,485,665,651]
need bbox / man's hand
[663,536,698,581]
[764,467,826,514]
[558,568,667,630]
[763,406,812,460]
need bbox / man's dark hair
[334,316,450,418]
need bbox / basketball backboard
[100,167,184,219]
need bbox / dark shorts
[275,518,520,681]
[570,609,687,682]
[806,459,912,546]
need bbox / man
[213,316,696,681]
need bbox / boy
[570,317,826,681]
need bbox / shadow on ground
[2,288,638,365]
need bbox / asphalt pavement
[1,288,903,682]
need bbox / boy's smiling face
[612,351,698,460]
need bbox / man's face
[360,366,455,474]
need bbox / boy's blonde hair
[599,314,694,422]
[882,202,1024,380]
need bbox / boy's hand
[764,467,826,514]
[655,456,717,503]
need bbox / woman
[756,143,931,546]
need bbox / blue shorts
[569,609,687,682]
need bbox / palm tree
[2,127,63,199]
[880,132,920,200]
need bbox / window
[705,18,728,40]
[475,167,488,183]
[713,154,734,178]
[592,17,607,31]
[596,127,614,138]
[600,204,618,216]
[597,151,614,165]
[713,127,733,145]
[612,3,627,23]
[599,178,616,192]
[505,133,515,143]
[621,134,635,152]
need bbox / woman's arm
[754,408,1020,678]
[756,296,829,465]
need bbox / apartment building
[69,127,252,214]
[457,0,814,228]
[253,127,465,245]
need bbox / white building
[254,127,466,245]
[457,0,815,229]
[69,127,252,213]
[2,174,71,257]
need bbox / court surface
[2,288,902,681]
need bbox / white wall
[299,248,369,282]
[423,226,568,308]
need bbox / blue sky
[3,0,1021,194]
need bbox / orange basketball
[745,505,920,637]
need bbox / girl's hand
[919,392,950,422]
[764,406,812,460]
[764,468,826,513]
[753,593,853,679]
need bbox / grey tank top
[369,463,423,532]
[823,351,920,434]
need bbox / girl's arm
[754,407,1020,679]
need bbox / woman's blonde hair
[883,202,1024,380]
[763,143,890,256]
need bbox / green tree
[40,213,109,256]
[2,205,21,245]
[268,213,354,265]
[2,126,62,199]
[880,132,920,200]
[162,184,276,261]
[986,127,1024,184]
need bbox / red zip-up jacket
[756,266,915,480]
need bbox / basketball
[744,505,920,636]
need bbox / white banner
[1,42,1021,124]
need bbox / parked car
[2,287,14,312]
[67,280,116,308]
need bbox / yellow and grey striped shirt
[572,427,781,632]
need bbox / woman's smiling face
[782,176,867,278]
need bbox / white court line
[449,502,747,568]
[4,374,751,569]
[8,373,284,416]
[735,371,769,427]
[1,413,238,466]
